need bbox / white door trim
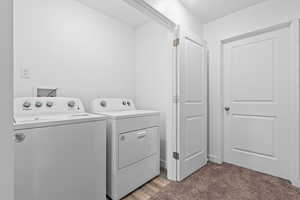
[219,20,300,185]
[124,0,206,181]
[123,0,179,181]
[289,19,300,187]
[124,0,177,33]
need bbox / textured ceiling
[179,0,270,23]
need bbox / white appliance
[14,97,107,200]
[91,98,160,200]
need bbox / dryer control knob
[23,101,31,108]
[35,101,43,108]
[100,101,107,107]
[46,101,53,108]
[68,100,76,108]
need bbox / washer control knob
[35,101,43,108]
[68,100,76,108]
[127,101,131,106]
[122,101,126,106]
[23,101,31,108]
[100,101,107,107]
[46,101,53,108]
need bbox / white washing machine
[91,98,160,200]
[14,97,107,200]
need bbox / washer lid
[99,110,160,120]
[14,113,107,130]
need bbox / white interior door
[223,26,292,180]
[177,32,208,181]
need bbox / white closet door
[177,32,208,181]
[223,26,292,180]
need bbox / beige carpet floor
[151,162,300,200]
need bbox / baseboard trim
[208,155,222,164]
[292,179,300,188]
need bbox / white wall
[135,21,173,168]
[204,0,300,172]
[0,0,13,199]
[14,0,202,173]
[14,0,136,107]
[144,0,203,37]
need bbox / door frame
[124,0,207,181]
[219,20,300,185]
[124,0,179,181]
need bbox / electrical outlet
[20,67,30,79]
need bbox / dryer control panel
[91,98,135,113]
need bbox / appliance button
[100,101,107,107]
[35,101,43,108]
[23,101,31,108]
[46,101,53,108]
[68,100,76,108]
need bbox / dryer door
[118,127,158,169]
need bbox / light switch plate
[20,67,30,79]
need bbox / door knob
[14,133,26,143]
[224,106,230,111]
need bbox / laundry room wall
[0,0,13,199]
[204,0,300,175]
[135,21,173,168]
[14,0,136,107]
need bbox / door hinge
[173,96,180,104]
[173,38,180,47]
[173,152,179,160]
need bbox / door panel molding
[220,20,300,184]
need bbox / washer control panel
[15,97,85,116]
[91,98,135,113]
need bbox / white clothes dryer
[91,98,160,200]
